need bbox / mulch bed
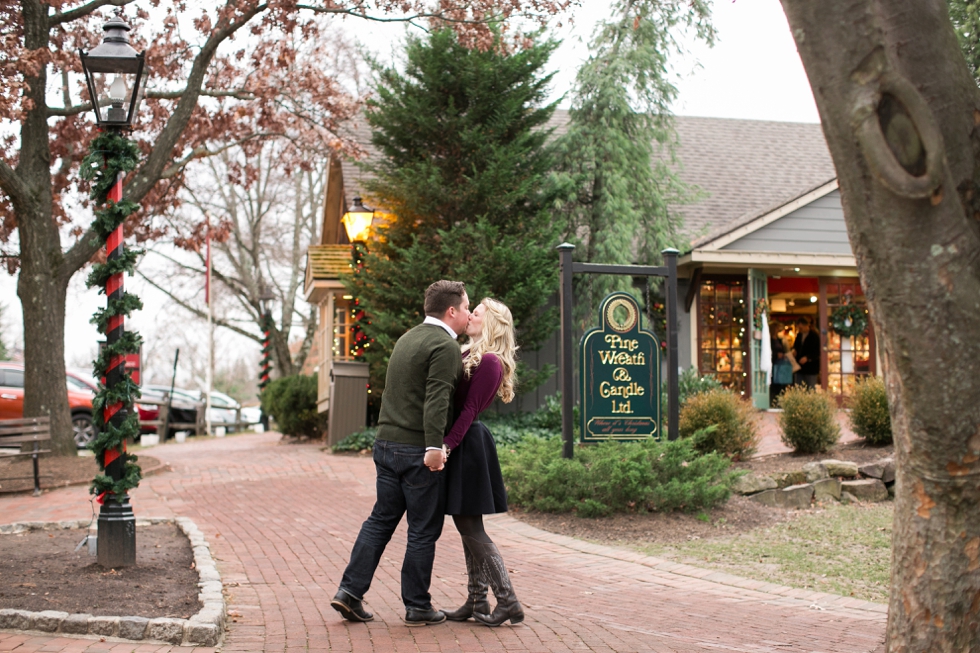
[0,453,164,494]
[0,522,202,618]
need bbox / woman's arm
[443,353,503,451]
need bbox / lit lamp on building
[79,10,148,569]
[342,196,374,243]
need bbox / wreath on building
[752,298,769,331]
[830,303,868,338]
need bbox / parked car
[201,390,242,432]
[0,361,97,448]
[137,384,201,439]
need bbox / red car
[0,362,97,448]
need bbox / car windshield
[67,376,94,391]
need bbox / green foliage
[82,131,143,499]
[552,0,714,311]
[848,376,892,445]
[261,374,320,438]
[678,389,758,460]
[498,435,737,517]
[482,392,569,444]
[678,367,723,405]
[345,28,562,394]
[949,0,980,85]
[332,426,378,453]
[778,386,841,454]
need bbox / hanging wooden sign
[580,292,661,442]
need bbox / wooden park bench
[0,416,52,496]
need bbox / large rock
[841,479,889,502]
[879,457,896,484]
[88,616,119,637]
[859,461,885,479]
[0,609,31,630]
[813,477,842,501]
[822,459,859,478]
[732,473,778,495]
[750,483,814,509]
[771,470,807,488]
[803,462,829,482]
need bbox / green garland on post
[80,131,144,499]
[830,303,868,338]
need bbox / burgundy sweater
[443,352,503,451]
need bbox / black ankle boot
[444,537,490,621]
[467,538,524,627]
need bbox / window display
[698,279,747,395]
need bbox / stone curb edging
[490,513,888,619]
[0,516,224,647]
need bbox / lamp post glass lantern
[79,11,147,128]
[342,196,374,243]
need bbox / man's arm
[422,340,460,450]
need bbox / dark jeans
[795,373,819,389]
[339,440,446,610]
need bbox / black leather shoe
[403,607,447,626]
[331,590,374,622]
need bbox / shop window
[333,298,353,362]
[825,282,872,400]
[698,279,747,395]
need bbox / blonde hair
[461,298,518,403]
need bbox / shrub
[849,376,892,445]
[481,392,567,445]
[333,426,377,453]
[260,374,320,438]
[777,385,841,453]
[678,389,758,460]
[498,434,738,517]
[678,367,723,406]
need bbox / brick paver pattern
[1,432,886,652]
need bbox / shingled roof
[335,111,837,248]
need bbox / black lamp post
[80,10,148,569]
[258,286,276,430]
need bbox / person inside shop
[793,316,821,389]
[770,320,793,406]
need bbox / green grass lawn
[638,502,894,603]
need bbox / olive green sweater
[376,324,462,449]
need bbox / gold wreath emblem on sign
[605,298,637,333]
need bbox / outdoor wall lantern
[342,196,374,243]
[79,11,148,128]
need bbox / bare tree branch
[0,159,29,210]
[48,0,134,26]
[135,268,262,342]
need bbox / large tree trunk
[780,1,980,650]
[15,0,76,456]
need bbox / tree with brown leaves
[0,0,569,456]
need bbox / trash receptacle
[327,361,370,447]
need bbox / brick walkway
[1,432,886,652]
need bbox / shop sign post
[580,292,661,442]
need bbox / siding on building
[719,190,851,254]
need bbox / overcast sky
[1,0,819,384]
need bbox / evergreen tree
[346,28,563,394]
[0,304,10,361]
[948,0,980,84]
[553,0,714,320]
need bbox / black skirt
[444,421,508,515]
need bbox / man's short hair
[796,316,810,326]
[424,280,466,317]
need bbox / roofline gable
[692,178,840,252]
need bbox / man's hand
[799,356,808,365]
[424,449,445,472]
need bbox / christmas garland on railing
[80,130,144,499]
